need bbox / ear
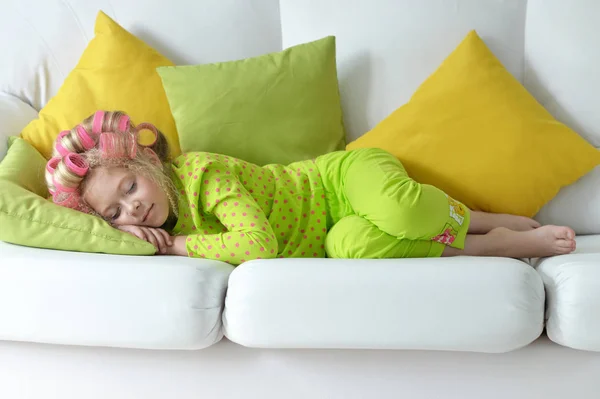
[143,147,161,166]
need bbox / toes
[531,220,541,229]
[554,226,576,240]
[554,240,575,255]
[555,246,573,255]
[556,239,574,249]
[555,238,576,254]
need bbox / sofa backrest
[1,0,599,159]
[281,0,600,144]
[524,0,600,147]
[0,0,282,161]
[281,0,528,141]
[0,0,282,113]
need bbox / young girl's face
[83,166,170,227]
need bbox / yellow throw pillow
[347,31,600,217]
[21,11,180,159]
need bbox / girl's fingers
[157,229,173,246]
[151,229,168,254]
[141,227,159,251]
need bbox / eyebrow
[100,174,129,217]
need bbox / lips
[142,204,153,223]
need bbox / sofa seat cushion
[535,235,600,351]
[224,257,544,353]
[0,241,233,350]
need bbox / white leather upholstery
[282,0,600,236]
[0,94,38,161]
[224,257,544,353]
[524,0,600,146]
[535,235,600,352]
[0,0,281,350]
[0,0,282,112]
[280,0,527,140]
[0,241,233,349]
[536,166,600,235]
[1,0,600,356]
[528,0,600,233]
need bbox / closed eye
[128,181,137,194]
[111,207,121,221]
[107,178,135,221]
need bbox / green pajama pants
[315,148,471,259]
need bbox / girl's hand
[118,225,173,254]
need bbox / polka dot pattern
[170,152,328,264]
[263,159,327,258]
[171,153,278,265]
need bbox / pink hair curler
[46,156,61,174]
[118,114,130,132]
[52,176,77,193]
[92,110,105,134]
[64,153,89,177]
[54,130,71,157]
[48,155,90,211]
[99,132,137,159]
[76,125,95,150]
[54,191,81,210]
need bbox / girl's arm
[165,235,189,256]
[167,160,278,265]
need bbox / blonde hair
[45,110,178,219]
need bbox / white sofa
[2,0,600,398]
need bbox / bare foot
[495,214,541,232]
[487,226,576,258]
[443,225,576,258]
[469,211,541,234]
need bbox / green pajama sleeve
[182,161,278,264]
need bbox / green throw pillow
[157,36,346,166]
[0,138,154,255]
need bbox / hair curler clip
[135,122,159,147]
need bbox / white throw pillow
[535,166,600,234]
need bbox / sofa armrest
[0,93,38,161]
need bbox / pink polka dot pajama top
[170,152,328,265]
[169,148,471,265]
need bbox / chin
[148,217,165,228]
[154,210,169,227]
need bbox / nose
[126,200,142,217]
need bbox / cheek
[140,177,167,203]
